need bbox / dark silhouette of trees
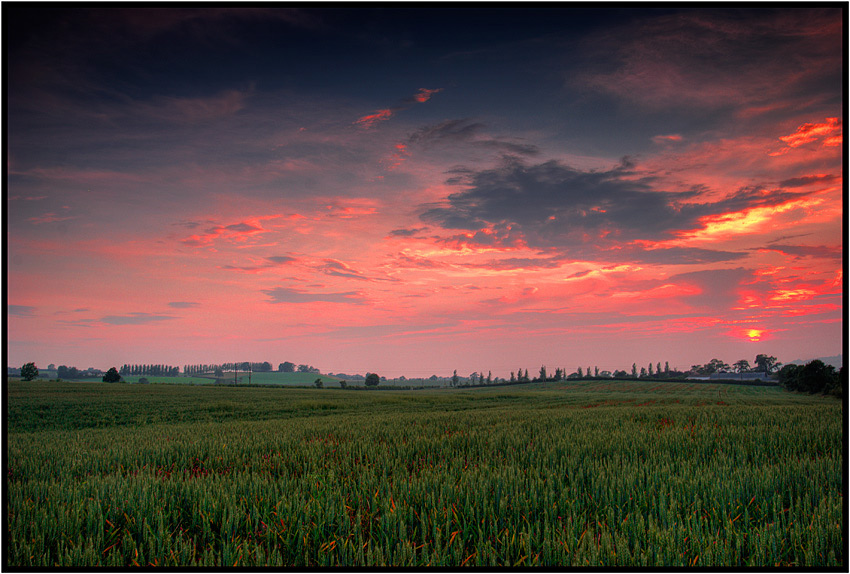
[314,378,323,389]
[102,367,121,383]
[778,360,841,396]
[365,373,380,387]
[733,359,751,373]
[279,362,295,372]
[754,354,780,375]
[57,365,82,379]
[452,370,459,387]
[690,359,730,376]
[20,362,38,381]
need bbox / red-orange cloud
[354,108,393,129]
[413,88,442,103]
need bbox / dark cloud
[420,156,808,263]
[388,227,428,237]
[168,301,199,308]
[262,287,364,304]
[627,247,748,265]
[9,305,36,317]
[100,313,177,325]
[316,259,370,281]
[267,255,298,264]
[779,174,839,188]
[225,222,262,233]
[761,244,841,260]
[390,253,448,269]
[409,119,539,156]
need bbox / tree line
[120,364,180,377]
[182,362,319,375]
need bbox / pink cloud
[179,215,279,247]
[413,88,442,103]
[28,212,77,225]
[778,117,842,148]
[354,108,393,129]
[651,134,683,144]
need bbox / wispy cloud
[100,313,177,325]
[409,119,539,156]
[354,108,394,129]
[168,301,200,308]
[354,87,443,129]
[262,286,364,304]
[9,305,36,317]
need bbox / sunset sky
[6,6,844,378]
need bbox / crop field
[6,379,843,567]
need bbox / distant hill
[788,355,843,369]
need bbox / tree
[21,362,38,381]
[214,367,224,377]
[365,373,380,387]
[47,363,56,371]
[452,370,459,387]
[577,366,583,378]
[778,360,838,394]
[339,379,347,389]
[138,377,150,384]
[280,362,295,373]
[314,378,323,389]
[648,363,654,376]
[733,359,751,373]
[754,354,780,375]
[260,361,272,372]
[539,366,547,381]
[102,367,121,383]
[631,363,638,378]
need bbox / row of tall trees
[452,355,785,386]
[183,362,278,376]
[120,364,179,377]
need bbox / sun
[746,329,763,342]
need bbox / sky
[6,6,845,378]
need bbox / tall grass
[6,381,842,567]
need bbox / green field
[6,379,843,567]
